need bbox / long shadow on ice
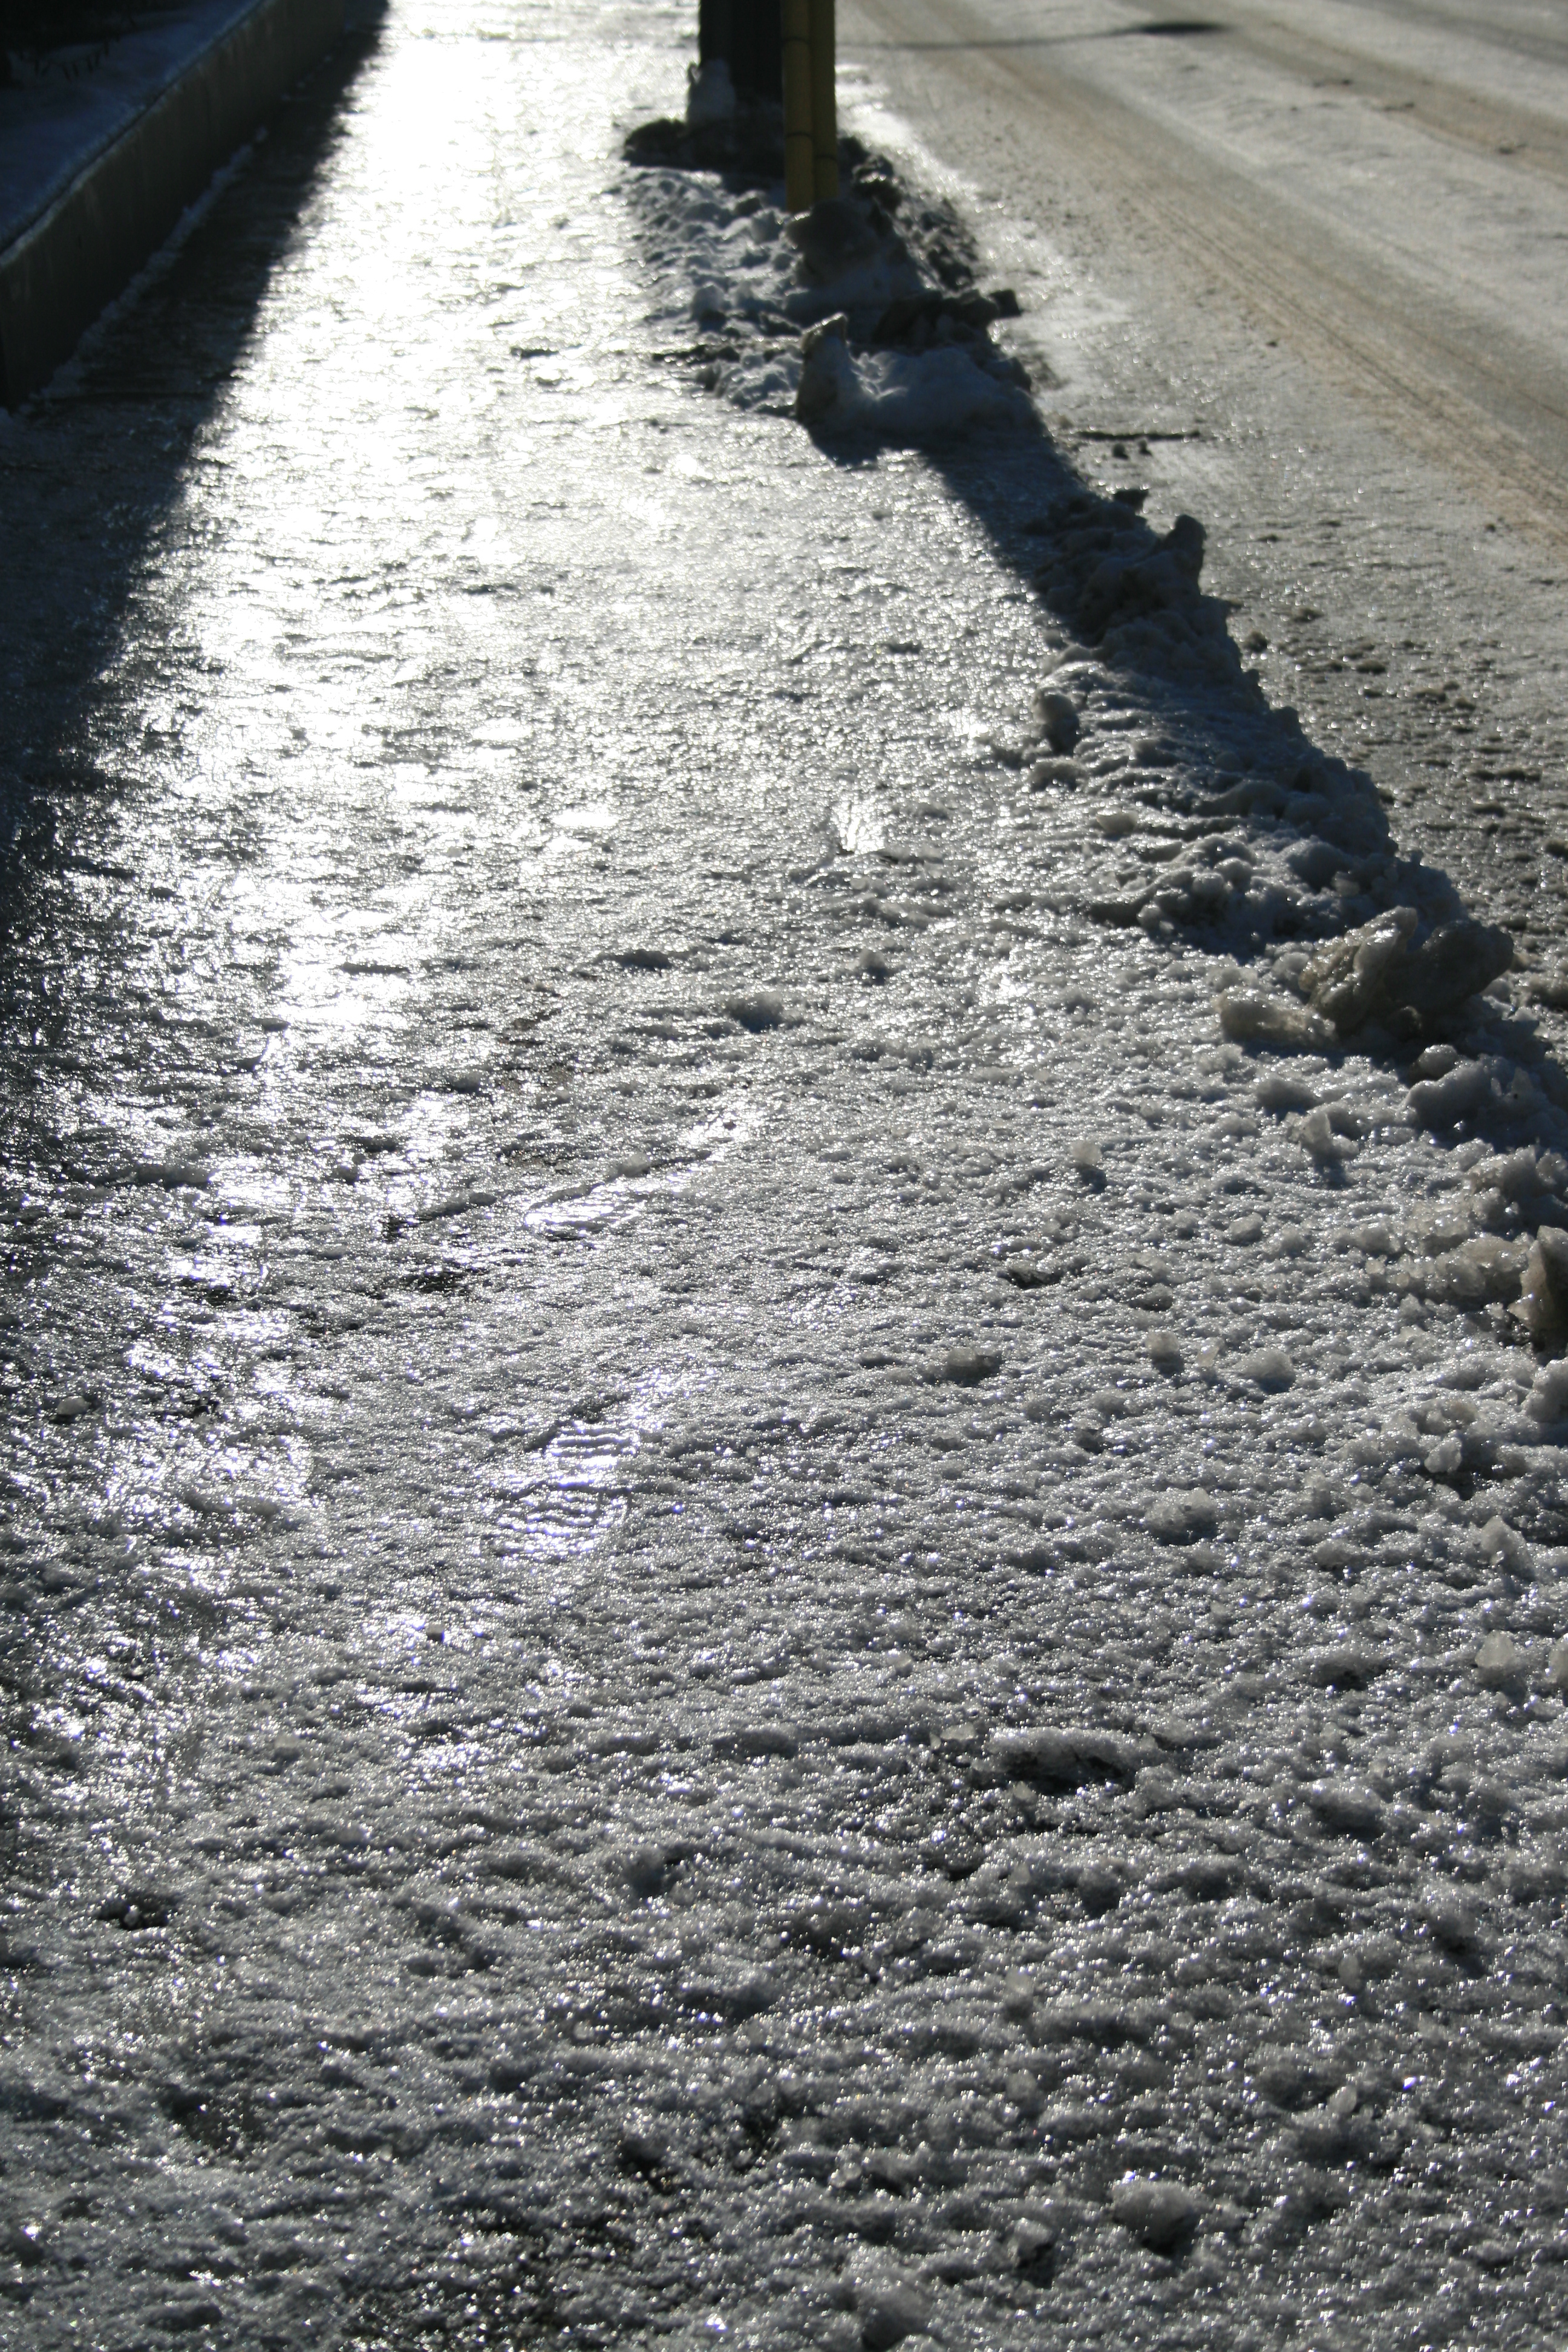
[779,177,1567,1109]
[920,426,1509,996]
[625,141,1520,1070]
[621,132,1568,1359]
[770,183,1568,1359]
[877,408,1568,1370]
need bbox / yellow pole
[809,0,837,201]
[782,0,815,216]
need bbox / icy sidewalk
[2,1,1567,2346]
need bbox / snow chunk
[1406,1056,1503,1130]
[1111,2178,1198,2251]
[1293,1106,1351,1165]
[1304,908,1511,1035]
[1032,688,1080,753]
[1215,985,1328,1050]
[1301,906,1417,1032]
[712,1724,799,1759]
[619,2113,668,2173]
[856,2281,929,2350]
[1010,2218,1058,2274]
[1303,1644,1385,1690]
[1475,1632,1529,1692]
[1239,1346,1295,1390]
[991,1726,1143,1787]
[795,312,1031,440]
[725,989,785,1031]
[1517,1225,1568,1350]
[125,1159,209,1191]
[1307,1779,1385,1838]
[1147,1490,1218,1543]
[1338,1221,1396,1258]
[1424,1893,1478,1952]
[1479,1515,1531,1573]
[1529,1359,1568,1423]
[1254,1060,1321,1115]
[1405,1235,1524,1310]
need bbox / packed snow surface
[2,2,1568,2348]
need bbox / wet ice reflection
[495,1414,635,1562]
[6,0,1566,2338]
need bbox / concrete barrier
[0,0,345,406]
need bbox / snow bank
[624,134,1033,442]
[795,311,1031,438]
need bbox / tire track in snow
[848,0,1568,546]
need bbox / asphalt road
[843,0,1568,537]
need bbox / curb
[0,0,345,407]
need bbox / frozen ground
[2,2,1568,2348]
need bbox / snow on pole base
[685,57,736,131]
[796,305,1030,437]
